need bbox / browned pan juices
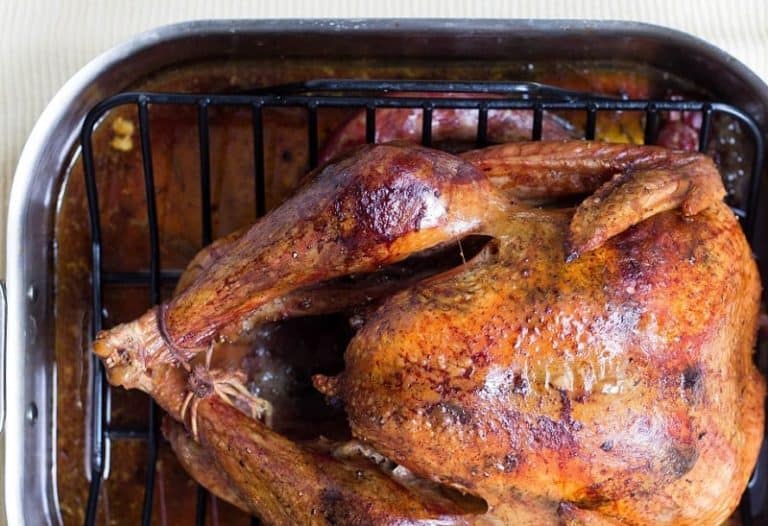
[55,58,737,525]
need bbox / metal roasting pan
[6,19,768,525]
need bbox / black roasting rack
[80,79,767,526]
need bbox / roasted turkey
[92,140,763,525]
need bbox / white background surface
[1,0,767,276]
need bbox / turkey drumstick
[152,361,473,525]
[93,142,512,390]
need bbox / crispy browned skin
[339,201,762,525]
[93,143,511,388]
[319,93,574,165]
[177,141,725,289]
[162,416,251,510]
[93,141,761,525]
[174,227,249,294]
[165,141,502,348]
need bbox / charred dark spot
[682,365,701,390]
[455,161,483,184]
[664,445,699,478]
[502,453,520,472]
[281,149,293,162]
[512,374,529,396]
[353,174,429,244]
[558,389,582,431]
[575,483,612,509]
[621,257,643,284]
[519,393,582,452]
[681,364,704,405]
[426,402,473,427]
[471,350,489,367]
[530,415,576,450]
[334,147,488,252]
[600,440,614,452]
[319,488,363,525]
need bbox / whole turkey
[93,140,763,525]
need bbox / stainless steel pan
[7,19,768,525]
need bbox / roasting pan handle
[0,280,7,432]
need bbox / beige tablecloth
[1,0,767,276]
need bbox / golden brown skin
[338,201,762,525]
[95,140,728,391]
[93,141,762,525]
